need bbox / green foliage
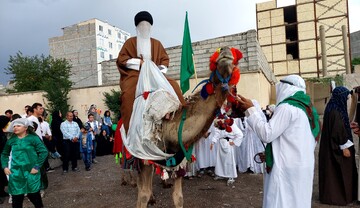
[352,58,360,66]
[41,57,72,115]
[5,52,45,92]
[5,52,72,115]
[103,89,121,120]
[305,74,343,86]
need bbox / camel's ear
[231,48,243,65]
[209,50,220,71]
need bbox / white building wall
[49,18,130,88]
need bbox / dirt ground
[2,149,360,208]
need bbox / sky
[0,0,359,85]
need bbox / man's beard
[136,21,152,60]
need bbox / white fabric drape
[121,60,180,160]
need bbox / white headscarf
[136,21,152,60]
[275,75,306,105]
[9,118,33,132]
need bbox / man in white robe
[236,100,265,174]
[236,75,320,208]
[195,123,217,177]
[211,121,243,185]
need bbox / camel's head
[212,46,234,85]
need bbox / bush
[103,89,121,120]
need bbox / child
[210,114,243,186]
[1,118,48,207]
[79,127,93,171]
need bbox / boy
[79,127,93,171]
[85,114,99,163]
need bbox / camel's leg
[136,164,154,208]
[172,176,184,208]
[120,170,128,186]
[129,171,137,187]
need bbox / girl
[1,118,48,208]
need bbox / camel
[134,46,237,208]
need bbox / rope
[177,108,194,161]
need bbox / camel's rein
[173,70,233,165]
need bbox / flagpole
[192,54,198,84]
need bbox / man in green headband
[236,74,320,208]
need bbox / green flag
[180,12,194,94]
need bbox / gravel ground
[1,149,360,208]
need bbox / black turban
[134,11,153,26]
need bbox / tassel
[161,169,169,180]
[191,155,196,162]
[155,166,161,175]
[119,152,123,158]
[143,91,150,100]
[115,154,119,164]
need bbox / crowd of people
[0,103,115,207]
[1,9,359,208]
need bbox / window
[117,32,121,39]
[109,54,113,60]
[99,38,104,46]
[108,29,112,35]
[99,25,103,32]
[109,42,113,49]
[100,52,104,58]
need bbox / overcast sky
[1,0,359,85]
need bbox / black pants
[62,140,79,171]
[12,191,43,208]
[54,135,64,160]
[43,137,56,153]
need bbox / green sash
[265,91,320,173]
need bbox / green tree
[5,52,44,92]
[5,52,72,115]
[103,89,121,119]
[41,57,72,115]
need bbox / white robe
[212,123,243,178]
[234,118,244,170]
[236,117,265,174]
[246,103,316,208]
[195,123,217,170]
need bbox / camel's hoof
[130,182,137,188]
[148,195,156,205]
[121,180,128,186]
[162,183,173,189]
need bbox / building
[350,30,360,60]
[256,0,350,79]
[49,18,130,88]
[101,29,277,106]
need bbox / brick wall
[101,29,276,85]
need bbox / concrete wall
[351,30,360,59]
[0,71,272,121]
[102,30,277,86]
[0,85,120,122]
[256,0,350,78]
[49,18,130,88]
[49,20,98,88]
